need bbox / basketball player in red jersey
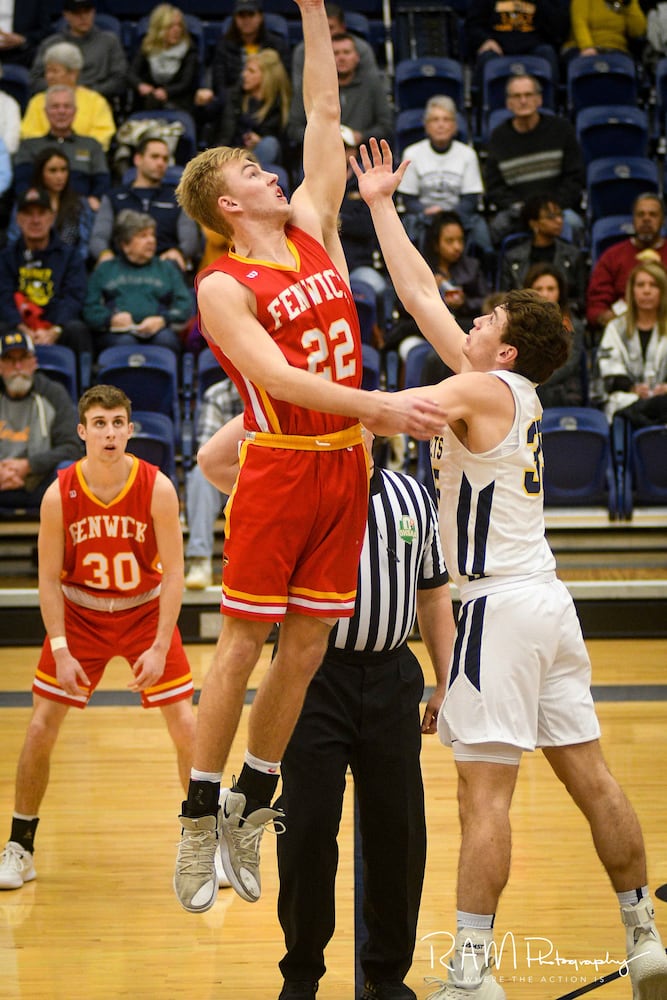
[0,385,195,892]
[172,0,445,914]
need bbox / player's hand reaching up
[350,138,410,208]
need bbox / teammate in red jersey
[0,384,195,892]
[172,0,445,914]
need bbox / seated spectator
[21,41,115,152]
[13,85,110,211]
[0,0,50,67]
[484,74,586,246]
[647,3,667,70]
[184,378,244,590]
[290,2,380,119]
[195,0,291,134]
[128,4,200,114]
[216,48,291,165]
[30,0,128,105]
[0,73,21,154]
[564,0,646,62]
[397,95,493,256]
[0,188,92,358]
[597,261,667,422]
[386,211,488,378]
[0,330,82,513]
[498,195,587,314]
[89,136,200,272]
[586,193,667,335]
[83,210,193,355]
[466,0,568,90]
[287,31,393,150]
[524,262,587,408]
[6,146,93,260]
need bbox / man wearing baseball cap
[29,0,128,103]
[0,186,92,365]
[0,331,81,513]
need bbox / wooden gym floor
[0,638,666,1000]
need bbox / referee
[276,438,455,1000]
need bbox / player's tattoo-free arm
[417,582,456,734]
[38,482,91,696]
[128,472,184,692]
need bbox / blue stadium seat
[35,344,78,402]
[589,215,635,264]
[351,278,378,346]
[576,106,649,167]
[614,416,667,519]
[127,411,178,487]
[481,54,555,126]
[197,347,227,400]
[541,407,617,515]
[361,343,381,390]
[96,345,181,439]
[0,64,31,113]
[566,53,637,116]
[394,57,464,112]
[586,157,658,224]
[653,56,667,140]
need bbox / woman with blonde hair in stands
[128,4,200,113]
[217,48,291,165]
[597,260,667,422]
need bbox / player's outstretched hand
[350,138,410,208]
[364,390,446,441]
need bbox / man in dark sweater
[0,188,92,358]
[484,74,585,246]
[0,331,81,513]
[89,136,201,272]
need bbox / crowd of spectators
[2,0,667,527]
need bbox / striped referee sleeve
[332,469,448,654]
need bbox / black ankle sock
[10,816,39,854]
[235,764,279,815]
[183,779,220,818]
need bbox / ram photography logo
[419,930,642,990]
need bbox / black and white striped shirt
[331,468,448,654]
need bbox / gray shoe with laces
[219,786,284,902]
[173,810,219,912]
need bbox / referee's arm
[417,582,455,735]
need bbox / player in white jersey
[351,138,667,1000]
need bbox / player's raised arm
[289,0,347,271]
[351,138,469,373]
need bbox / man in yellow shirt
[20,41,115,151]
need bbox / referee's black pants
[276,643,426,986]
